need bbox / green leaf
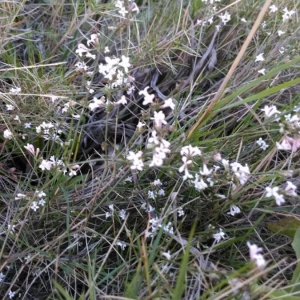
[267,217,300,238]
[291,227,300,293]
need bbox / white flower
[265,186,279,198]
[127,151,144,171]
[269,5,278,13]
[0,272,5,283]
[24,122,31,128]
[265,186,285,206]
[75,43,90,57]
[193,174,208,190]
[104,46,110,53]
[148,190,155,199]
[261,105,280,118]
[139,86,155,105]
[39,160,53,171]
[8,290,15,299]
[105,211,111,219]
[278,30,285,36]
[213,229,226,243]
[178,208,185,217]
[180,145,201,157]
[230,162,250,185]
[199,164,213,176]
[137,121,145,130]
[10,87,21,94]
[158,188,165,196]
[6,104,15,111]
[109,204,114,211]
[148,130,159,145]
[116,240,127,250]
[162,250,171,260]
[285,181,297,196]
[38,199,46,206]
[227,205,241,216]
[89,96,106,111]
[255,53,264,62]
[30,201,39,211]
[279,47,285,54]
[3,129,13,139]
[87,33,99,47]
[256,138,269,150]
[152,111,167,128]
[119,209,126,220]
[282,7,295,22]
[124,176,133,182]
[119,55,131,73]
[179,156,193,181]
[258,68,266,75]
[162,98,175,110]
[116,95,127,105]
[152,179,162,186]
[247,241,266,268]
[24,144,40,156]
[219,11,231,25]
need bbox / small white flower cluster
[36,121,63,143]
[105,204,127,221]
[247,241,266,268]
[39,156,80,177]
[179,145,202,181]
[265,182,297,206]
[75,34,98,59]
[256,137,269,151]
[10,87,21,94]
[262,104,300,152]
[15,190,47,212]
[99,55,131,88]
[126,88,175,170]
[115,0,139,17]
[148,130,171,167]
[145,217,174,238]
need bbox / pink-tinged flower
[24,144,40,157]
[247,242,266,268]
[39,160,53,171]
[277,136,300,152]
[152,111,167,128]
